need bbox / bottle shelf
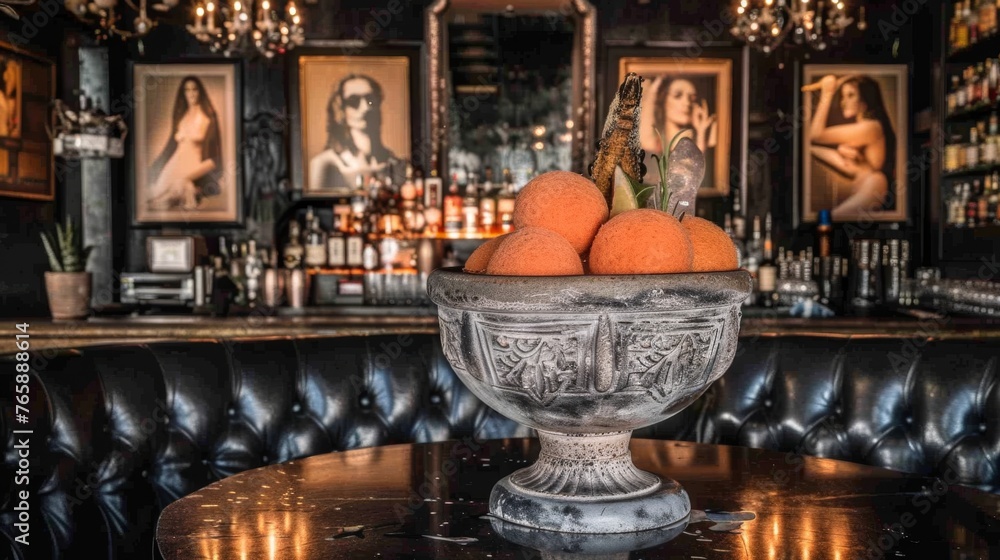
[942,162,1000,179]
[947,33,1000,64]
[943,223,1000,233]
[940,224,1000,261]
[425,230,506,240]
[945,99,1000,121]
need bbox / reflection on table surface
[155,438,1000,559]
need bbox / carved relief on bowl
[446,309,732,409]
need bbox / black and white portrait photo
[133,62,241,225]
[297,55,411,194]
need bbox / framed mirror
[425,0,596,185]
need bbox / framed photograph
[131,61,242,225]
[801,64,908,223]
[290,45,422,196]
[0,40,54,200]
[608,45,747,198]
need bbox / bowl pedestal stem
[489,430,691,534]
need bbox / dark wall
[0,6,88,317]
[0,0,935,315]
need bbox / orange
[681,216,740,272]
[588,209,693,274]
[463,234,507,274]
[512,171,609,254]
[485,226,584,276]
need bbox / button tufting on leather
[430,393,442,405]
[835,405,843,415]
[764,398,773,408]
[262,455,269,463]
[141,470,148,478]
[227,406,236,417]
[202,459,209,465]
[292,402,302,413]
[905,416,913,425]
[359,394,372,408]
[980,422,987,433]
[163,415,170,425]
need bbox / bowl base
[488,430,690,534]
[490,514,689,558]
[490,473,691,534]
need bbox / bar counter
[4,308,1000,355]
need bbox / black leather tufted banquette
[2,333,999,559]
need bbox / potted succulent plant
[40,217,93,320]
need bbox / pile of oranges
[463,170,739,276]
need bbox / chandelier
[187,0,304,58]
[730,0,867,53]
[64,0,162,41]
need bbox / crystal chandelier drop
[187,0,304,58]
[64,0,161,41]
[730,0,867,53]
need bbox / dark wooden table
[155,438,1000,559]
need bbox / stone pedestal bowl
[428,267,751,535]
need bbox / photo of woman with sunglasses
[308,74,402,191]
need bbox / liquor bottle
[980,174,992,225]
[965,127,978,170]
[757,213,777,308]
[948,75,958,114]
[362,241,379,272]
[462,174,480,233]
[744,215,763,276]
[967,180,981,227]
[723,213,744,266]
[423,169,443,234]
[990,173,1000,224]
[957,182,971,227]
[968,0,979,44]
[414,166,425,202]
[244,239,262,307]
[304,214,328,269]
[230,242,247,305]
[816,209,833,258]
[956,1,970,49]
[443,174,464,233]
[327,213,347,270]
[400,164,418,233]
[949,3,958,49]
[283,220,305,269]
[497,169,517,232]
[400,164,416,203]
[346,216,365,270]
[731,186,747,242]
[975,62,986,103]
[478,168,497,234]
[948,183,964,226]
[742,215,762,306]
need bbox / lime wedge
[610,165,639,217]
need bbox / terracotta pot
[44,272,92,320]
